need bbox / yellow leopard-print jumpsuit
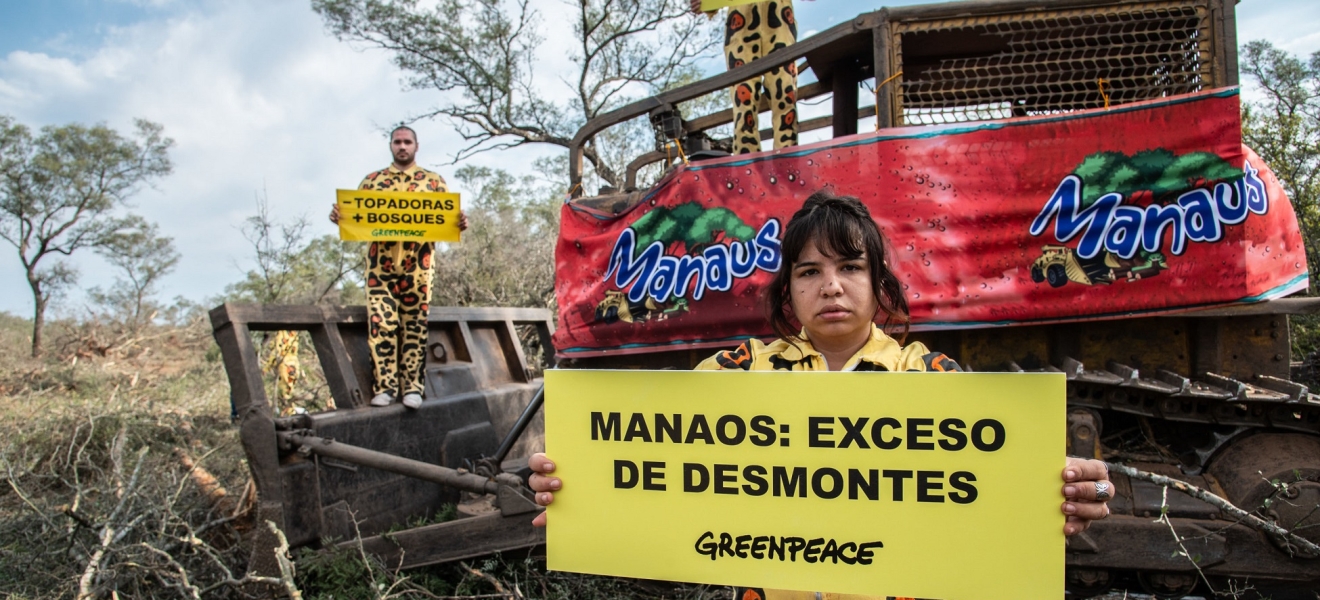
[262,330,300,413]
[359,164,448,398]
[724,0,798,154]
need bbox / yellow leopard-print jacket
[695,325,960,373]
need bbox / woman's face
[788,238,880,347]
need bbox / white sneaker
[370,392,394,407]
[401,393,423,409]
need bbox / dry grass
[0,311,252,599]
[0,311,720,599]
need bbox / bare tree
[90,216,180,332]
[311,0,719,188]
[225,192,366,305]
[0,116,173,356]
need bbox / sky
[0,0,1317,319]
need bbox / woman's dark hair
[764,190,910,343]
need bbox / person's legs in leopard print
[367,241,402,405]
[763,0,797,149]
[727,3,762,154]
[396,242,434,408]
[726,1,798,155]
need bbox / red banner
[553,89,1307,358]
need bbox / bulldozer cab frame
[569,0,1239,199]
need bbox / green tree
[0,116,172,356]
[311,0,718,189]
[631,201,756,252]
[429,161,562,308]
[1239,41,1320,362]
[89,216,180,332]
[1242,41,1320,282]
[1071,150,1241,205]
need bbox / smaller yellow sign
[700,0,757,10]
[336,189,462,242]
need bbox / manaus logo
[1028,150,1268,287]
[604,202,782,306]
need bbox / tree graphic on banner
[630,201,758,255]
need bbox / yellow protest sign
[335,189,461,242]
[700,0,758,10]
[543,370,1065,599]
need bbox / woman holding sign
[529,192,1113,539]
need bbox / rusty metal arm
[493,385,544,465]
[211,303,552,330]
[277,431,539,515]
[623,103,879,191]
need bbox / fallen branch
[78,448,149,600]
[58,503,96,529]
[5,471,58,530]
[111,426,127,500]
[137,543,202,599]
[1107,461,1320,557]
[174,448,234,514]
[1154,484,1214,593]
[268,521,304,600]
[232,477,256,521]
[412,594,519,600]
[462,563,522,600]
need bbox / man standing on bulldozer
[330,125,467,409]
[691,0,800,155]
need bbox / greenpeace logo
[371,229,425,237]
[1030,159,1269,259]
[605,220,782,304]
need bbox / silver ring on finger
[1095,480,1112,502]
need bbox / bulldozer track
[1016,357,1320,438]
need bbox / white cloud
[0,0,1313,318]
[0,0,565,316]
[1236,0,1320,56]
[0,51,93,104]
[0,0,706,317]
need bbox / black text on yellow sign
[336,189,462,242]
[543,370,1065,600]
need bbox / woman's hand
[1062,457,1112,536]
[528,452,560,527]
[329,204,340,224]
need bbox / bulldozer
[1030,245,1170,288]
[554,0,1320,597]
[212,0,1320,598]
